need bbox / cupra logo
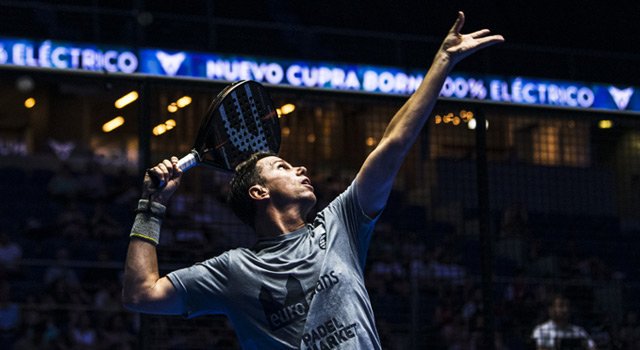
[607,86,634,110]
[155,51,186,76]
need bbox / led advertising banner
[1,36,638,114]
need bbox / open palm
[441,12,504,65]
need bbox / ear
[249,184,269,200]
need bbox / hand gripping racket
[149,80,281,187]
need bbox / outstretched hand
[440,11,504,65]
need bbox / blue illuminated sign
[0,38,137,73]
[0,36,638,114]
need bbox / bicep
[123,276,186,315]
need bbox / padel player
[123,12,503,349]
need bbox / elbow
[375,137,411,165]
[121,287,145,311]
[379,135,412,153]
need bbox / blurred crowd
[0,161,638,350]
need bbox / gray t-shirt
[166,180,382,349]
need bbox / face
[255,156,317,210]
[549,297,570,324]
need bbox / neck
[254,205,307,238]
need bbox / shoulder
[533,320,553,332]
[226,247,256,260]
[200,248,255,264]
[187,250,234,272]
[570,324,590,335]
[317,179,367,218]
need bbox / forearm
[121,158,185,313]
[123,239,161,305]
[356,53,454,216]
[382,52,453,148]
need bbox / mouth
[301,177,313,189]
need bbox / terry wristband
[129,199,166,246]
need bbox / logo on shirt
[259,275,309,331]
[310,227,327,250]
[302,318,358,350]
[311,270,339,297]
[319,232,326,249]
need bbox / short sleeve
[166,253,231,318]
[318,179,382,268]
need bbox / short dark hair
[227,151,276,229]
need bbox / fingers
[150,161,170,185]
[474,34,505,49]
[150,158,179,184]
[170,156,182,179]
[450,12,505,44]
[468,29,491,39]
[468,29,505,46]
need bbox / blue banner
[1,37,638,114]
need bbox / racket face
[195,80,281,172]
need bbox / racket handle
[148,152,198,188]
[176,152,197,172]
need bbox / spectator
[410,247,436,291]
[0,284,20,348]
[99,313,136,349]
[0,231,22,279]
[47,162,81,201]
[370,246,406,284]
[84,249,119,291]
[43,248,80,288]
[498,201,530,238]
[93,281,122,330]
[401,230,427,262]
[12,323,54,350]
[79,160,108,201]
[108,168,139,207]
[56,200,89,240]
[428,245,467,286]
[531,293,596,350]
[90,201,123,240]
[68,311,98,349]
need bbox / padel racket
[149,80,280,187]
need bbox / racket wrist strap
[130,199,166,246]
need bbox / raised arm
[356,12,504,217]
[122,157,186,315]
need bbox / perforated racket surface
[196,80,280,172]
[149,80,280,187]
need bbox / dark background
[1,0,638,85]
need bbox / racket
[149,80,281,187]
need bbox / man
[122,12,503,349]
[531,294,597,350]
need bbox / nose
[296,166,307,175]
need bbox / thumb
[449,11,465,35]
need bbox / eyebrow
[271,159,291,169]
[270,159,284,168]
